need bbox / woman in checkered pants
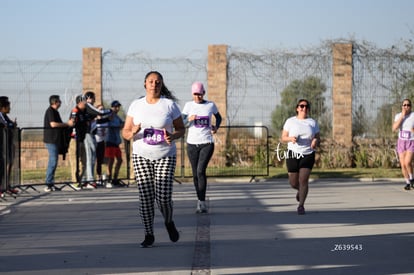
[122,71,185,248]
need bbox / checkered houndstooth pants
[132,154,176,235]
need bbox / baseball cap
[191,82,205,95]
[111,100,121,107]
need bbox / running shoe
[140,234,155,248]
[165,221,179,242]
[196,200,208,213]
[297,205,305,215]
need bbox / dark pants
[187,143,214,201]
[96,141,105,177]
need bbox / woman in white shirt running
[182,82,222,213]
[280,99,320,215]
[392,98,414,190]
[122,71,185,248]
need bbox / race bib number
[194,116,210,128]
[143,128,165,145]
[399,130,411,140]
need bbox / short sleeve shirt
[43,106,63,144]
[394,112,414,140]
[182,100,218,144]
[283,116,320,155]
[127,96,182,160]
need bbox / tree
[271,76,327,136]
[352,104,369,137]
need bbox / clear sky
[1,0,414,60]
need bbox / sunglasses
[403,104,411,107]
[298,104,309,109]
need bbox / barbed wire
[1,38,414,134]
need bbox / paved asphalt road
[0,178,413,275]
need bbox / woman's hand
[164,128,173,145]
[122,116,141,141]
[311,135,320,149]
[132,123,141,135]
[211,125,218,134]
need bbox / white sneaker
[70,184,81,191]
[196,200,208,213]
[44,186,53,192]
[85,183,96,189]
[105,182,113,188]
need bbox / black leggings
[187,143,214,201]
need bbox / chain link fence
[1,42,414,184]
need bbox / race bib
[194,116,210,128]
[399,130,411,140]
[143,128,165,145]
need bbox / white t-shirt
[182,100,218,144]
[394,112,414,140]
[283,116,320,155]
[127,96,182,160]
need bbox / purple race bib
[143,128,165,145]
[399,130,411,140]
[194,116,210,128]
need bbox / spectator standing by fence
[93,104,108,186]
[105,100,124,187]
[182,82,222,213]
[83,91,112,188]
[68,95,88,190]
[122,71,185,248]
[0,96,19,195]
[392,98,414,190]
[43,95,73,192]
[280,99,320,215]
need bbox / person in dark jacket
[68,95,89,189]
[0,97,19,195]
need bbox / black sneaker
[410,179,414,188]
[140,234,154,248]
[297,205,305,215]
[404,184,411,190]
[165,221,179,242]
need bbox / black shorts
[286,151,315,173]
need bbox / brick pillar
[207,45,228,166]
[208,45,228,125]
[82,48,103,104]
[332,43,353,147]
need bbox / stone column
[332,43,353,147]
[82,48,103,104]
[208,45,228,125]
[207,45,228,166]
